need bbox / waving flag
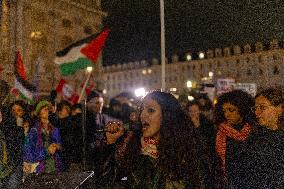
[56,79,79,104]
[13,51,36,103]
[54,28,110,76]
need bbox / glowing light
[209,71,214,77]
[186,54,192,61]
[86,66,93,72]
[135,88,146,97]
[199,52,205,59]
[188,96,194,101]
[187,81,193,88]
[170,88,177,92]
[142,70,147,75]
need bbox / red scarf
[141,137,159,159]
[215,122,252,170]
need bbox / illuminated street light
[86,66,93,73]
[170,87,177,92]
[209,71,214,77]
[135,88,146,97]
[186,80,193,88]
[199,52,205,59]
[188,96,194,101]
[186,53,192,61]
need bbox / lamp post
[160,0,166,91]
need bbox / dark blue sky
[102,0,284,65]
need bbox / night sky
[101,0,284,65]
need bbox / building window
[273,54,278,60]
[187,65,191,70]
[246,57,250,63]
[112,84,116,90]
[258,56,262,63]
[84,26,93,34]
[247,69,252,76]
[273,66,280,75]
[217,61,220,67]
[107,75,110,80]
[62,19,72,28]
[209,63,212,68]
[192,65,195,70]
[259,69,263,75]
[236,59,240,64]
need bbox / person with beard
[85,90,119,171]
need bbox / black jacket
[228,127,284,188]
[0,118,24,169]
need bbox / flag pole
[78,67,93,102]
[160,0,166,91]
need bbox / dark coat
[228,127,284,188]
[0,118,24,169]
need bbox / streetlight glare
[209,71,214,77]
[187,81,193,88]
[186,54,192,61]
[199,52,205,59]
[86,66,93,72]
[188,96,194,101]
[135,88,146,97]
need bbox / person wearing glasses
[231,88,284,188]
[214,90,255,188]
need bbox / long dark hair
[123,91,201,185]
[214,90,255,126]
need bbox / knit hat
[87,90,102,102]
[35,100,50,116]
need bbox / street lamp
[186,53,192,61]
[198,52,205,59]
[209,71,214,77]
[86,66,93,73]
[135,88,146,97]
[186,80,193,88]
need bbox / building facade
[103,39,284,99]
[0,0,106,96]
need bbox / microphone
[96,122,141,132]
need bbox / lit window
[147,69,152,74]
[142,70,147,75]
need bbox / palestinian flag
[54,28,110,76]
[14,51,36,103]
[56,79,79,104]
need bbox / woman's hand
[48,143,61,155]
[106,121,125,145]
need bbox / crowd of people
[0,87,283,188]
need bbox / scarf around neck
[215,122,252,169]
[141,137,159,159]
